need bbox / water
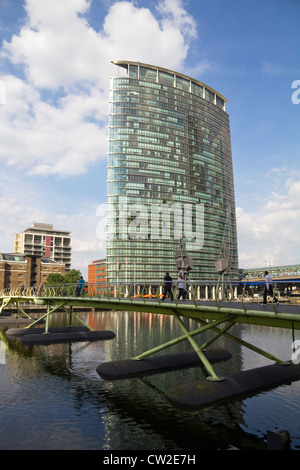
[1,309,300,450]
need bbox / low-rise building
[88,258,107,292]
[0,253,65,291]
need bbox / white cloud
[261,61,300,78]
[1,0,101,90]
[237,175,300,268]
[0,0,198,272]
[0,75,108,175]
[4,0,297,276]
[0,180,107,277]
[1,0,196,91]
[0,0,196,179]
[184,59,216,80]
[2,0,195,91]
[63,202,107,275]
[261,61,289,78]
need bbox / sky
[0,0,299,278]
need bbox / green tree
[64,269,82,285]
[44,273,65,286]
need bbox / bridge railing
[1,279,299,304]
[0,281,237,301]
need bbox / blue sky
[0,0,299,278]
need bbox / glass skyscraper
[106,60,239,283]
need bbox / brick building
[0,253,65,291]
[88,258,107,291]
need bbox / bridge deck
[1,295,300,328]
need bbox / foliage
[44,269,83,286]
[64,269,82,284]
[44,273,65,286]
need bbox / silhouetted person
[162,272,173,301]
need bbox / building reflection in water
[1,308,299,450]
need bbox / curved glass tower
[106,60,239,283]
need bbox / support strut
[172,312,224,381]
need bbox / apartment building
[14,223,71,271]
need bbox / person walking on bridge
[261,271,279,306]
[177,273,187,300]
[162,272,173,301]
[76,276,85,297]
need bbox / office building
[14,223,72,271]
[88,258,107,288]
[106,60,239,283]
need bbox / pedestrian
[162,272,173,301]
[76,276,85,297]
[37,283,44,296]
[177,273,186,300]
[261,271,279,306]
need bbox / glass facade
[106,61,239,283]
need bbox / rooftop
[0,253,63,264]
[19,223,71,235]
[111,60,227,110]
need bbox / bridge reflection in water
[1,279,300,411]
